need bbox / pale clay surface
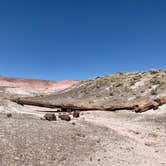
[0,100,166,166]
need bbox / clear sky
[0,0,165,80]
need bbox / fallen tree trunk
[11,96,166,113]
[11,98,102,110]
[133,100,159,113]
[154,96,166,105]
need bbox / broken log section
[11,96,166,113]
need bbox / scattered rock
[115,83,122,87]
[71,122,76,125]
[6,113,12,118]
[39,161,45,165]
[129,129,140,135]
[96,139,100,143]
[40,117,46,120]
[97,158,101,162]
[76,133,86,138]
[58,114,71,121]
[44,113,56,121]
[145,142,153,147]
[14,157,20,160]
[73,111,80,118]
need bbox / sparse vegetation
[117,72,124,75]
[150,89,157,95]
[149,69,160,75]
[124,86,131,93]
[148,132,158,138]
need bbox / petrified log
[154,96,166,105]
[15,98,24,106]
[44,113,56,121]
[11,96,166,113]
[58,114,71,121]
[11,98,101,110]
[73,111,80,118]
[104,104,133,111]
[134,100,159,113]
[61,108,73,112]
[12,98,57,108]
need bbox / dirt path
[81,110,166,165]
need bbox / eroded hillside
[0,76,79,98]
[13,70,166,111]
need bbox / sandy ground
[0,101,166,166]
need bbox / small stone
[39,161,45,165]
[58,114,71,121]
[129,129,140,135]
[72,122,76,125]
[144,142,155,147]
[14,157,20,160]
[76,133,85,138]
[97,139,100,143]
[7,113,12,118]
[73,111,80,118]
[82,134,86,138]
[44,113,56,121]
[40,117,45,120]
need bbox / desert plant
[149,69,159,75]
[150,89,157,95]
[117,72,124,75]
[148,132,158,138]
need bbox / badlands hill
[15,69,166,112]
[0,75,79,97]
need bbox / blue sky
[0,0,165,80]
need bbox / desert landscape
[0,69,166,166]
[1,0,165,165]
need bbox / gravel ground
[0,102,166,166]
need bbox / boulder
[44,113,56,121]
[73,111,80,118]
[7,113,12,118]
[58,114,71,121]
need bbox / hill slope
[13,69,166,111]
[0,76,79,97]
